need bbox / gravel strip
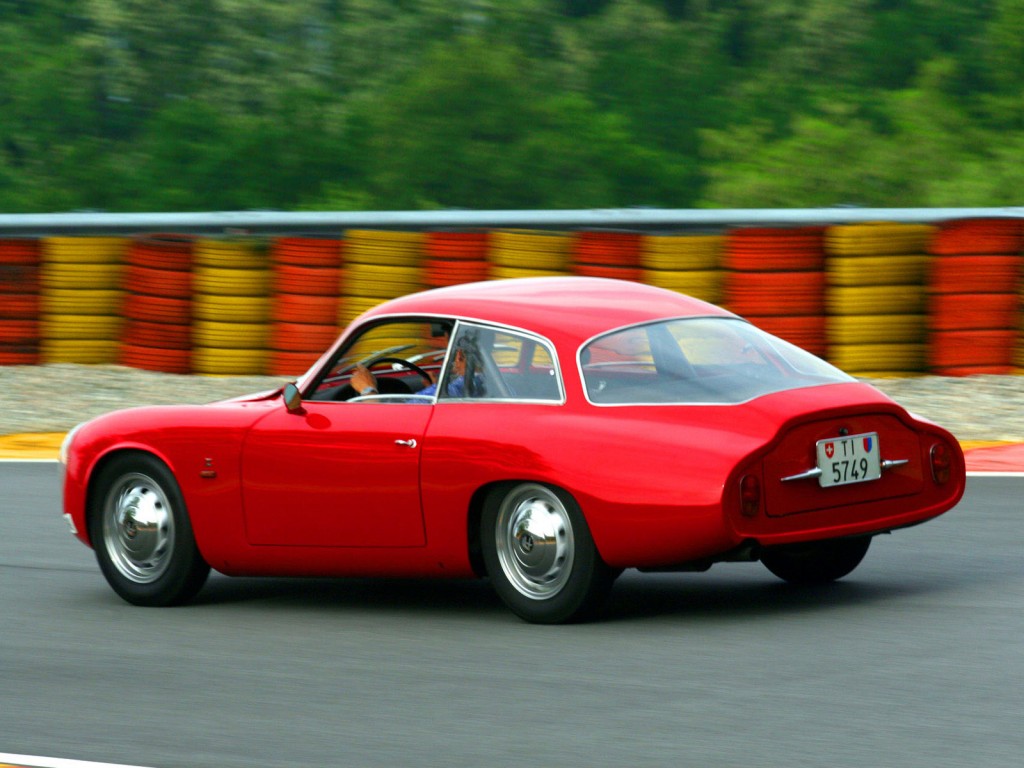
[1,364,1022,442]
[0,364,287,435]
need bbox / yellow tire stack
[640,234,724,304]
[191,239,272,375]
[339,231,425,351]
[488,231,572,280]
[824,223,934,377]
[40,237,127,364]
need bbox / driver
[351,346,468,398]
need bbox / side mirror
[283,382,303,414]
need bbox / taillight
[930,443,952,484]
[740,474,761,517]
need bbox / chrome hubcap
[495,484,574,599]
[103,472,174,584]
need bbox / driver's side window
[309,318,452,402]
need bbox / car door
[240,400,432,547]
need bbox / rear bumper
[727,419,966,547]
[734,498,952,546]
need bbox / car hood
[209,387,284,405]
[69,394,283,464]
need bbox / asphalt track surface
[1,463,1021,768]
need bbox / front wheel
[481,483,617,624]
[761,536,872,585]
[89,454,210,606]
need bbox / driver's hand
[351,364,377,394]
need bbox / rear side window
[442,323,562,402]
[582,317,851,405]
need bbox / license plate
[816,433,881,487]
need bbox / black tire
[761,536,872,585]
[88,453,210,606]
[481,482,617,624]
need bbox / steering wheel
[369,356,434,388]
[323,353,437,401]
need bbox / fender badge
[200,458,217,479]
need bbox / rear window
[581,317,851,405]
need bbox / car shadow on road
[599,569,952,623]
[184,566,958,624]
[193,573,506,617]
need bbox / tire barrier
[640,234,724,305]
[927,219,1024,376]
[930,217,1024,256]
[571,231,643,282]
[828,342,928,375]
[424,232,490,288]
[341,230,424,326]
[39,237,126,364]
[724,227,827,356]
[338,231,428,356]
[192,239,271,375]
[825,223,934,377]
[269,236,343,376]
[488,230,572,279]
[0,238,41,365]
[1,218,1022,377]
[120,234,195,374]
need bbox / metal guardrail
[1,207,1023,236]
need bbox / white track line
[0,754,154,768]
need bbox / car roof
[363,277,735,342]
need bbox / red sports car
[60,277,966,623]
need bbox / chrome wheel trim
[102,472,175,584]
[494,484,575,600]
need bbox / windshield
[581,317,852,405]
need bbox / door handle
[395,439,418,448]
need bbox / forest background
[1,0,1022,215]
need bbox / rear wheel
[761,536,872,585]
[89,454,210,606]
[481,482,616,624]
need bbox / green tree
[352,35,683,209]
[1,0,1023,213]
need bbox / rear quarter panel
[421,381,965,571]
[420,401,773,569]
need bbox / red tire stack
[120,235,194,374]
[0,238,42,365]
[424,232,490,288]
[269,236,344,376]
[927,218,1024,375]
[723,227,827,356]
[571,231,643,282]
